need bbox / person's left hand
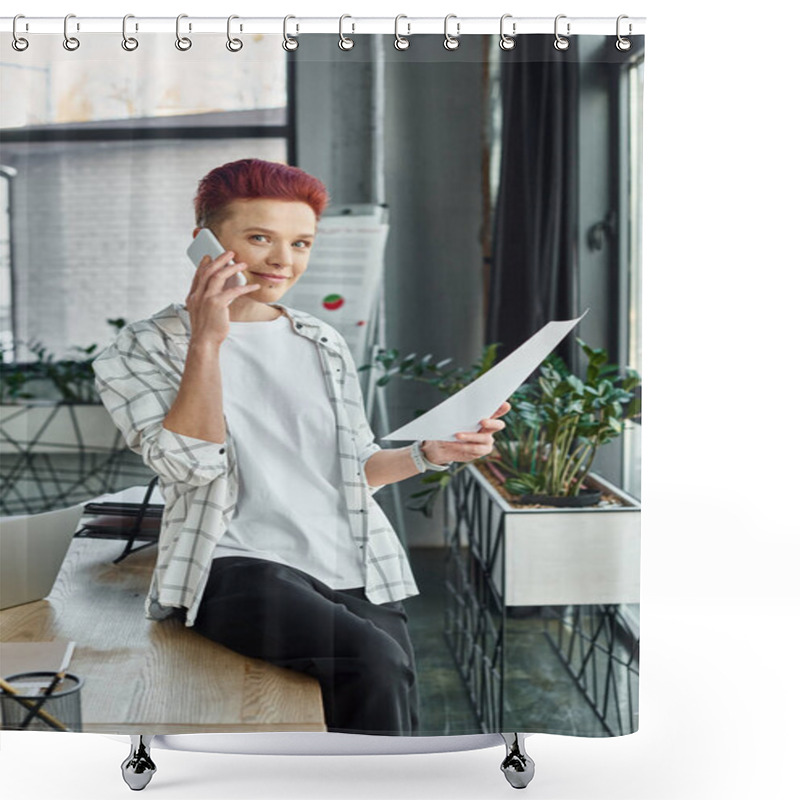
[421,401,512,466]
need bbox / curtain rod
[1,16,646,37]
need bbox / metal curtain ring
[12,14,29,51]
[616,15,632,51]
[63,13,80,51]
[554,14,570,51]
[339,15,355,50]
[394,14,410,50]
[499,14,516,50]
[226,15,243,51]
[443,14,460,51]
[121,14,138,51]
[176,14,192,51]
[283,15,299,51]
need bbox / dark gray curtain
[487,37,579,369]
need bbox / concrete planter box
[448,462,641,606]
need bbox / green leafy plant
[0,318,127,404]
[360,337,641,517]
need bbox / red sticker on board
[323,293,345,311]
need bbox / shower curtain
[0,26,644,741]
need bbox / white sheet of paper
[382,310,589,442]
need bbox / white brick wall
[5,137,286,360]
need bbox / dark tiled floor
[405,547,633,737]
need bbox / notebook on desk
[0,503,86,610]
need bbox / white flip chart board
[281,205,388,368]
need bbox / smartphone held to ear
[187,228,247,289]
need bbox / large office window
[0,36,294,361]
[482,39,644,498]
[0,171,12,356]
[627,54,644,377]
[621,52,644,500]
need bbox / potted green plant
[360,336,642,607]
[362,337,641,515]
[0,317,126,404]
[0,318,127,456]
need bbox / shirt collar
[152,302,338,352]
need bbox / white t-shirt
[213,311,366,590]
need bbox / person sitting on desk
[92,157,511,736]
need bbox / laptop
[0,503,86,610]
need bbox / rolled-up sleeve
[92,330,228,487]
[336,334,385,495]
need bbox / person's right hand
[184,251,259,348]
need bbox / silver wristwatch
[410,440,451,473]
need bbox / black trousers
[192,556,420,736]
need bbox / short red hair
[193,158,330,229]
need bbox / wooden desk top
[0,538,326,734]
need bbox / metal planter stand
[0,402,152,515]
[443,465,507,732]
[442,463,639,736]
[541,603,639,736]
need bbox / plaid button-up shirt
[92,301,419,627]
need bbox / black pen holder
[0,672,83,731]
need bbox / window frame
[0,56,296,363]
[613,42,645,501]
